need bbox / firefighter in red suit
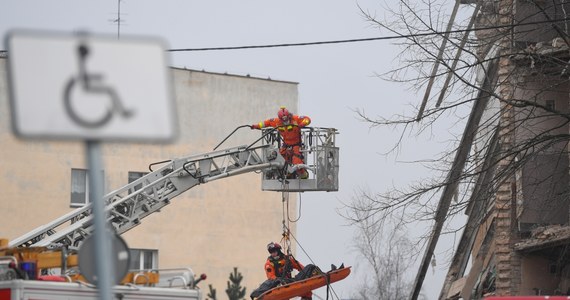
[251,106,311,179]
[265,242,312,300]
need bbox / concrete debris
[514,225,570,251]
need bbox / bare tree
[349,191,421,299]
[348,0,570,298]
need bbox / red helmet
[267,242,282,253]
[277,107,291,122]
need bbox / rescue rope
[325,273,331,300]
[283,225,342,300]
[276,173,340,300]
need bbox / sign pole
[6,31,176,297]
[86,140,114,300]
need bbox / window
[545,99,555,111]
[70,169,104,207]
[71,169,88,207]
[129,248,158,270]
[128,171,148,192]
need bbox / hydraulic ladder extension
[9,144,284,250]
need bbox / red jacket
[255,115,311,146]
[265,254,304,280]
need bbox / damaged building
[416,0,570,299]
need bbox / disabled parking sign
[5,30,177,142]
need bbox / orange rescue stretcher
[256,266,351,300]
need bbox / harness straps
[270,256,285,278]
[283,255,293,278]
[282,142,302,148]
[269,254,294,279]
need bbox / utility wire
[166,17,570,52]
[0,17,568,55]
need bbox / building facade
[440,0,570,299]
[0,57,300,295]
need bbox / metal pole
[416,0,461,121]
[86,140,114,300]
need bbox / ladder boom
[10,126,340,249]
[10,144,284,250]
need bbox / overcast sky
[1,1,473,299]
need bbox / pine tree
[207,284,217,300]
[225,267,246,300]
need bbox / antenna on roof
[110,0,126,39]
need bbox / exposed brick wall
[494,0,522,295]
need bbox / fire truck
[0,127,339,300]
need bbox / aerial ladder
[7,127,339,251]
[0,126,339,299]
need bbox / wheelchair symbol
[64,43,134,128]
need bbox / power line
[0,17,569,55]
[167,17,570,52]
